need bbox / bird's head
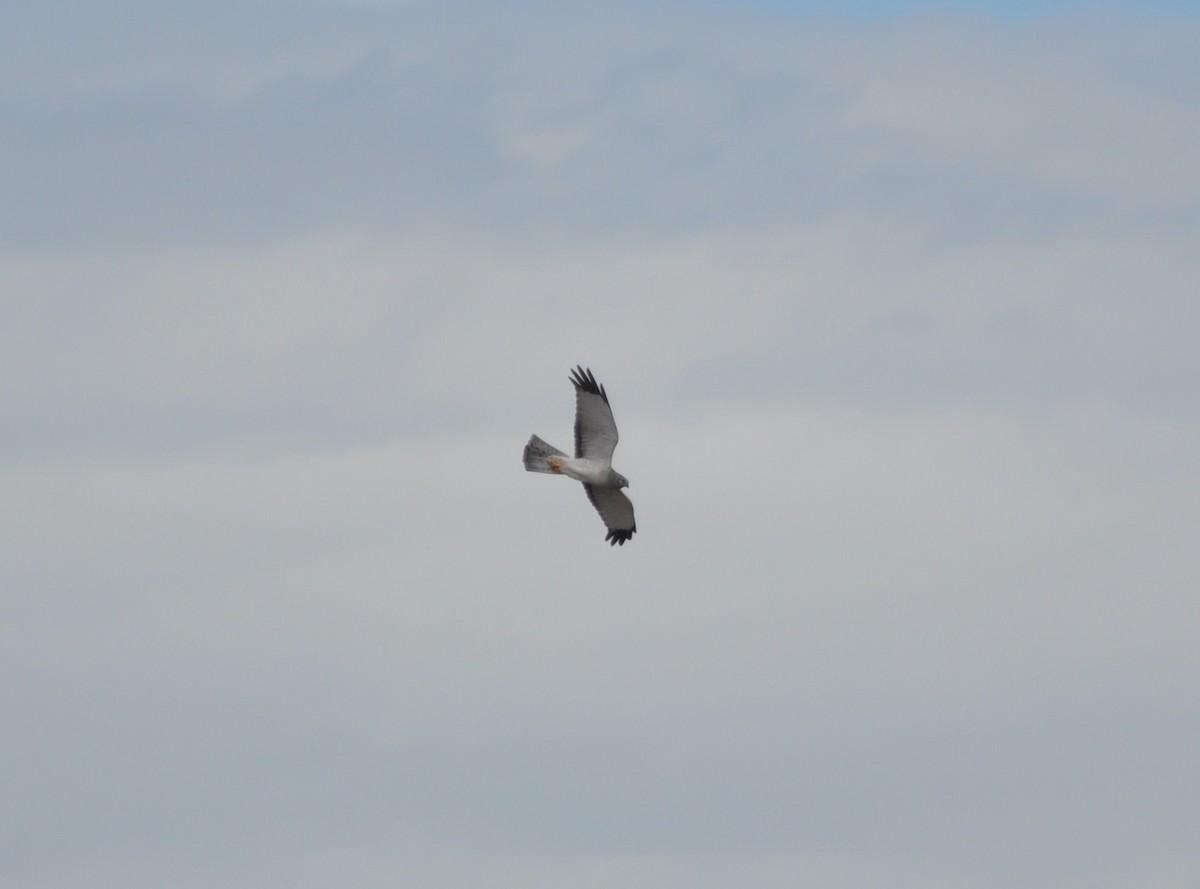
[614,472,630,489]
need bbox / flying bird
[523,366,636,546]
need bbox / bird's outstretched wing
[584,485,637,546]
[570,365,619,462]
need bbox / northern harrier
[523,366,636,546]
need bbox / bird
[523,366,637,546]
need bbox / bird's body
[527,447,619,487]
[523,366,637,545]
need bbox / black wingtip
[605,528,636,546]
[569,365,608,404]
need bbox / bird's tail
[523,435,567,474]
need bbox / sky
[688,0,1200,20]
[2,1,1199,887]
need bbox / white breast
[561,457,612,485]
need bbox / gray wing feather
[584,485,637,546]
[570,365,619,462]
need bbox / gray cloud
[5,4,1196,250]
[3,2,1199,888]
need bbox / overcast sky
[3,1,1199,887]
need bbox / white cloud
[5,395,1197,886]
[814,17,1200,204]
